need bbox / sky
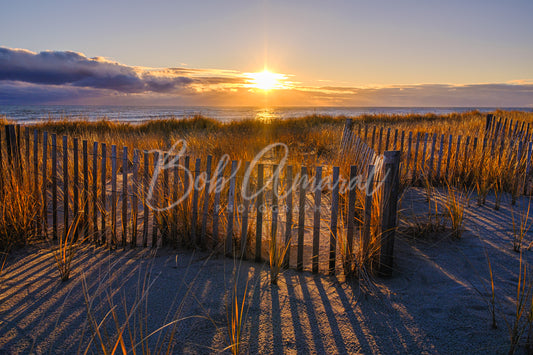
[1,0,532,107]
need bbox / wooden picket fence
[1,124,401,277]
[340,114,533,204]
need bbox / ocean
[1,105,531,124]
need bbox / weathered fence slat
[52,134,57,240]
[329,166,339,275]
[182,156,190,244]
[255,164,264,262]
[412,132,421,183]
[270,164,280,264]
[453,135,462,178]
[73,138,79,241]
[436,134,444,181]
[33,130,39,234]
[421,133,429,174]
[25,128,30,184]
[111,145,117,246]
[151,151,159,248]
[82,140,89,240]
[462,136,471,178]
[142,151,149,247]
[239,161,250,258]
[63,136,69,239]
[192,158,201,246]
[225,160,238,256]
[121,146,128,247]
[346,165,357,269]
[377,127,384,154]
[42,132,48,238]
[405,132,412,176]
[428,133,437,180]
[131,149,139,247]
[201,156,213,249]
[161,153,169,246]
[100,143,107,244]
[212,158,224,250]
[297,166,307,271]
[92,142,98,242]
[445,135,453,181]
[525,142,533,195]
[284,165,293,269]
[362,165,374,269]
[312,166,322,274]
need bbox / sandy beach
[1,187,532,354]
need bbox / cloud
[0,46,532,107]
[0,47,210,94]
[294,83,533,107]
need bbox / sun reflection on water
[254,108,277,122]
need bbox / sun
[244,69,289,91]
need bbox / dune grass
[1,110,533,259]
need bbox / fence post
[379,150,401,277]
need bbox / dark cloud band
[0,47,195,93]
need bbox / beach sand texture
[1,188,532,354]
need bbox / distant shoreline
[1,105,532,124]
